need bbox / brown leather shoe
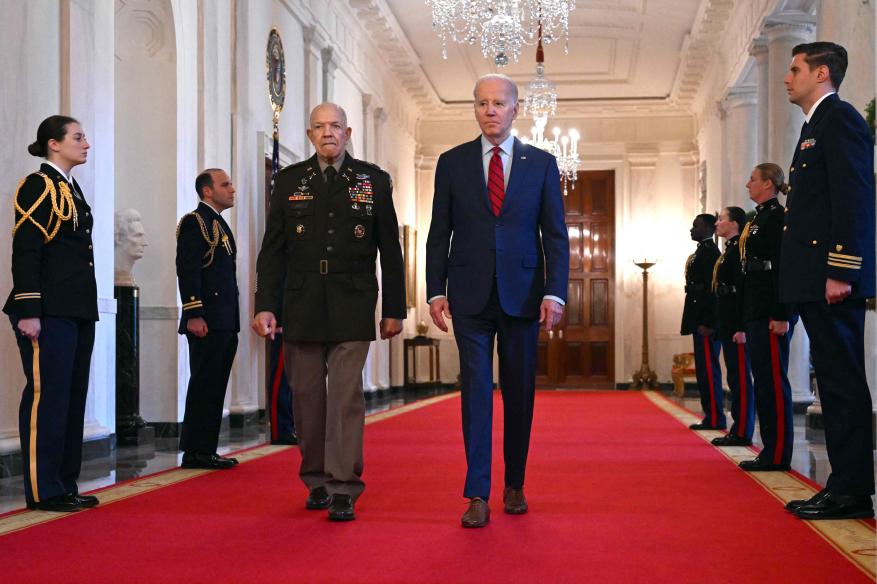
[461,497,490,528]
[503,487,528,514]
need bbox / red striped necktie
[487,146,505,216]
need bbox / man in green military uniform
[252,103,405,522]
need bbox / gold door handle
[559,329,564,340]
[549,330,554,340]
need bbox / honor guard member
[3,116,99,512]
[779,42,875,520]
[252,103,406,522]
[737,163,795,472]
[681,214,725,431]
[710,207,755,447]
[176,169,241,470]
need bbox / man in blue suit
[778,42,875,520]
[426,74,569,528]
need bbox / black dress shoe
[328,494,355,521]
[306,486,331,510]
[689,422,727,431]
[711,434,752,447]
[26,494,83,512]
[785,488,829,512]
[271,433,299,445]
[793,493,874,520]
[73,494,99,508]
[216,454,239,465]
[181,452,235,469]
[738,457,790,472]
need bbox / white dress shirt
[429,133,565,308]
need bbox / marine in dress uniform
[737,166,795,472]
[778,43,875,520]
[681,215,725,430]
[3,116,99,512]
[176,169,241,470]
[253,103,405,522]
[710,208,755,447]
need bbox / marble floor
[1,387,874,515]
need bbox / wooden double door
[536,170,615,388]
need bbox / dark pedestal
[115,285,152,447]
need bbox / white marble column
[302,26,321,158]
[764,16,815,166]
[321,47,339,103]
[817,0,876,113]
[748,37,770,164]
[763,15,816,406]
[722,86,758,210]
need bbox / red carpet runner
[0,392,872,582]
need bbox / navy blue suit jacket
[780,93,875,302]
[426,136,569,318]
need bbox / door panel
[538,170,616,388]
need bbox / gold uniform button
[85,228,91,234]
[783,226,788,231]
[811,240,818,245]
[88,262,93,267]
[88,244,93,249]
[214,292,219,296]
[190,296,195,301]
[790,166,795,172]
[802,163,807,168]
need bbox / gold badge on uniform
[836,244,843,252]
[296,224,305,235]
[354,225,366,239]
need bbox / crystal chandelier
[425,0,577,67]
[514,26,580,195]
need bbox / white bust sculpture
[114,208,148,286]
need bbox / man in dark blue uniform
[738,164,796,472]
[176,168,241,470]
[778,42,875,520]
[681,214,725,431]
[711,207,755,447]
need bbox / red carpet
[0,392,871,583]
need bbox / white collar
[805,91,835,124]
[481,134,515,157]
[45,160,72,183]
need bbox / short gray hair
[473,74,519,103]
[309,103,349,128]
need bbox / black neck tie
[324,165,336,187]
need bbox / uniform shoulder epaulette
[356,159,388,176]
[12,171,78,242]
[277,160,310,175]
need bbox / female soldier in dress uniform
[3,115,99,511]
[710,206,755,447]
[736,163,795,471]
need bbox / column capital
[374,106,388,126]
[321,47,339,76]
[748,36,768,59]
[362,93,375,113]
[302,25,321,54]
[724,85,758,110]
[763,12,816,43]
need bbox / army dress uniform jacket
[680,239,720,335]
[176,202,240,334]
[779,93,875,302]
[3,163,98,321]
[712,235,744,340]
[739,198,791,323]
[254,154,406,342]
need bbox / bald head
[307,103,352,163]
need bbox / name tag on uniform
[289,193,314,201]
[800,138,816,151]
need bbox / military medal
[354,225,366,239]
[800,138,816,150]
[349,175,375,209]
[296,224,305,235]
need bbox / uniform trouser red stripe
[768,334,785,464]
[703,336,718,426]
[737,343,748,438]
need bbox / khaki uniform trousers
[284,340,370,500]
